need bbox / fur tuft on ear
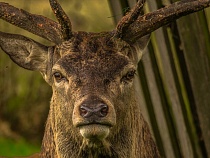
[126,34,150,64]
[0,31,49,72]
[133,34,150,62]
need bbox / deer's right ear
[0,31,55,84]
[0,31,48,71]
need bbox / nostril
[98,104,108,117]
[79,105,91,118]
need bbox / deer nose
[79,104,109,118]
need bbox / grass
[0,137,40,157]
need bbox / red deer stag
[0,0,209,157]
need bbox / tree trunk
[175,10,210,157]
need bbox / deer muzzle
[72,95,116,140]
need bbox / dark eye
[53,72,66,82]
[104,79,111,85]
[121,70,136,83]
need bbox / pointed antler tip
[49,0,73,41]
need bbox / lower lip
[79,124,110,140]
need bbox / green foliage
[0,137,40,157]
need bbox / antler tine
[0,2,63,44]
[115,0,146,39]
[49,0,73,41]
[115,0,210,44]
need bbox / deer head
[0,1,152,156]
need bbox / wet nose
[79,103,109,118]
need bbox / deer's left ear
[0,31,49,73]
[131,34,150,63]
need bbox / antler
[115,0,146,38]
[115,0,210,44]
[49,0,73,41]
[0,0,73,43]
[0,2,63,44]
[1,0,209,44]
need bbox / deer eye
[121,70,136,83]
[53,72,66,82]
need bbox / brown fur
[0,21,159,158]
[38,32,159,157]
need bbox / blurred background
[0,0,114,157]
[0,0,210,157]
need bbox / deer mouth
[77,122,113,140]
